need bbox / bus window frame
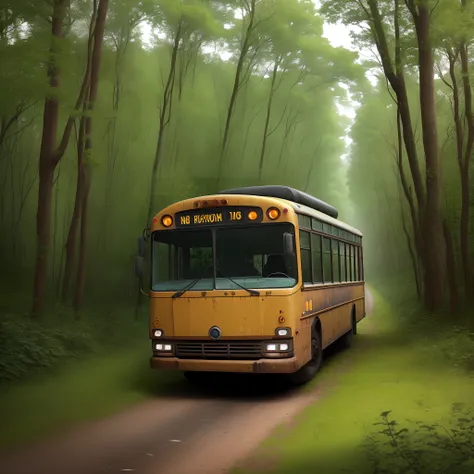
[150,222,300,292]
[297,212,364,289]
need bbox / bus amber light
[161,215,173,227]
[248,211,258,221]
[267,208,280,220]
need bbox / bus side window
[299,230,312,283]
[355,247,359,281]
[332,239,340,282]
[322,237,332,283]
[351,245,356,281]
[339,241,346,282]
[345,243,351,281]
[311,234,322,283]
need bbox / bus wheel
[288,330,323,386]
[340,308,356,349]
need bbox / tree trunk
[459,34,474,297]
[62,115,86,300]
[146,22,182,225]
[412,4,445,311]
[74,0,109,310]
[74,168,92,311]
[442,218,458,312]
[62,0,102,302]
[258,57,280,180]
[368,0,426,212]
[399,186,421,298]
[218,0,257,180]
[32,0,97,315]
[32,1,67,315]
[101,26,131,253]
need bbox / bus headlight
[264,340,292,352]
[154,342,173,352]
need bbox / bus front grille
[175,341,263,360]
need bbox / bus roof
[221,185,338,219]
[219,185,361,237]
[279,198,363,237]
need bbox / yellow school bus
[137,186,365,385]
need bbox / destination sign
[175,206,263,227]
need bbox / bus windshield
[151,223,297,292]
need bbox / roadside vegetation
[235,286,474,474]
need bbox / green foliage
[0,0,362,303]
[233,289,474,474]
[362,407,474,473]
[0,307,145,384]
[0,314,95,383]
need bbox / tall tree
[218,0,260,180]
[146,0,221,224]
[32,0,94,315]
[322,0,446,310]
[74,0,110,310]
[434,0,474,297]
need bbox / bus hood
[150,295,296,338]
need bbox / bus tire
[288,328,323,386]
[340,306,356,349]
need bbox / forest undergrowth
[235,284,474,474]
[0,277,147,384]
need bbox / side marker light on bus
[267,208,280,220]
[161,215,173,227]
[248,211,258,220]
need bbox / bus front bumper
[150,356,301,374]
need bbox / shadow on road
[129,338,353,402]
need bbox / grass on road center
[234,289,474,474]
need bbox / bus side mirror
[135,256,144,279]
[137,235,146,258]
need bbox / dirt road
[0,379,320,474]
[0,288,374,474]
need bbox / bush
[0,305,146,384]
[0,314,94,382]
[361,407,474,474]
[433,325,474,371]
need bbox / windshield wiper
[216,269,260,296]
[172,276,203,299]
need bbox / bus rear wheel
[288,330,323,386]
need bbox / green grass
[0,285,182,447]
[0,343,182,448]
[235,288,474,474]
